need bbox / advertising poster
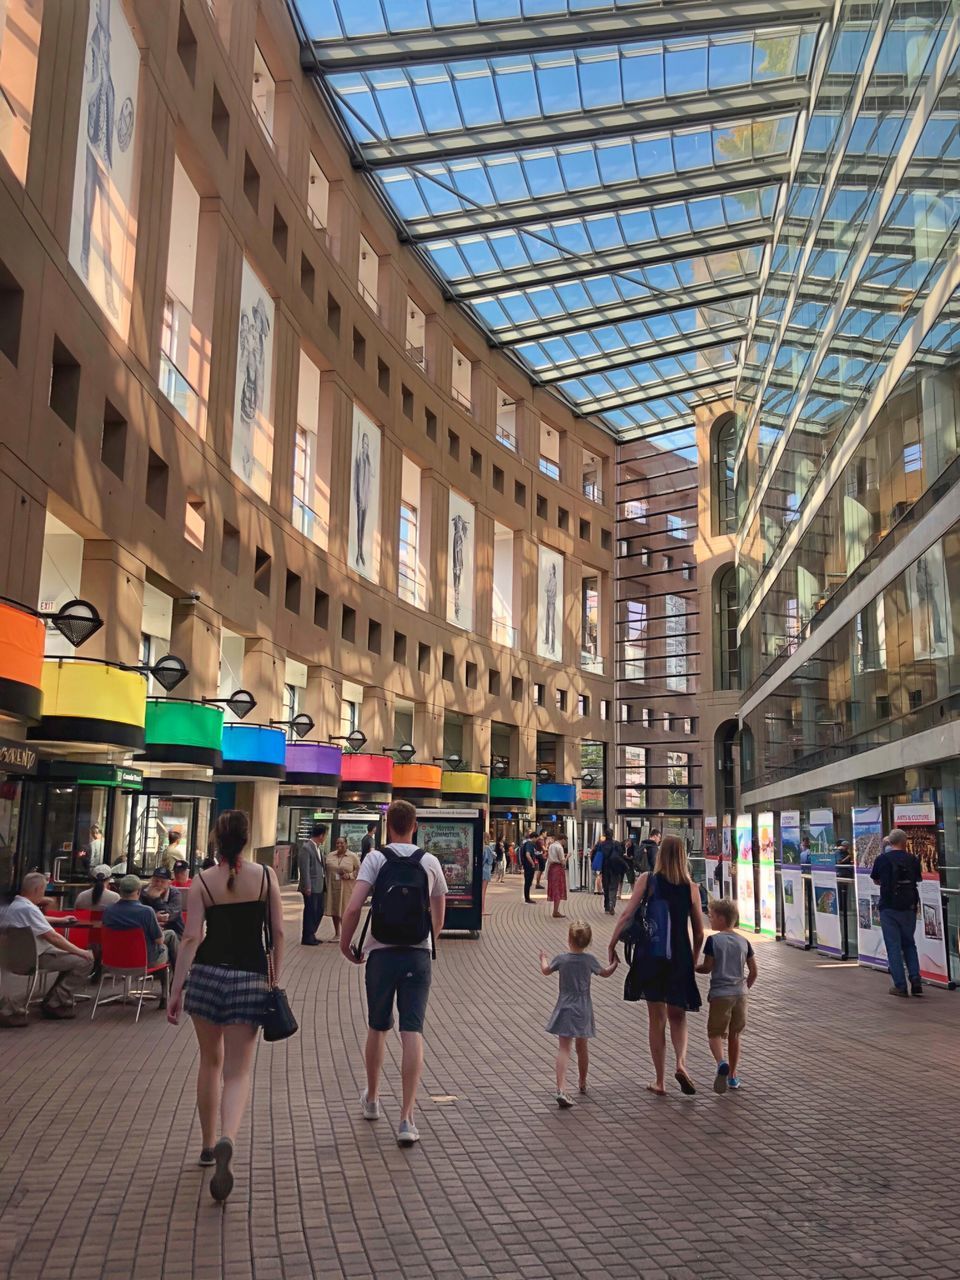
[893,803,949,985]
[757,811,776,938]
[337,819,378,859]
[780,810,805,947]
[704,816,720,901]
[446,491,475,631]
[720,817,733,900]
[348,405,381,582]
[905,543,952,661]
[809,808,840,956]
[418,818,475,905]
[852,805,885,969]
[232,259,275,500]
[537,545,564,662]
[735,814,755,930]
[69,0,142,337]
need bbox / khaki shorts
[707,996,747,1038]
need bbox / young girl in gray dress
[540,921,619,1108]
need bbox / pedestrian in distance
[871,828,923,997]
[696,898,757,1093]
[297,822,326,945]
[520,829,539,903]
[325,835,360,942]
[638,828,660,876]
[482,832,495,915]
[339,799,447,1147]
[610,834,704,1097]
[167,810,284,1203]
[597,826,626,914]
[545,835,568,919]
[539,921,618,1107]
[534,834,547,891]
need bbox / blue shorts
[364,948,432,1033]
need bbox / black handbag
[261,869,298,1042]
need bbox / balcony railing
[452,385,472,412]
[358,280,380,314]
[159,351,201,433]
[398,565,422,607]
[538,457,561,481]
[581,651,605,675]
[492,617,517,648]
[307,207,329,248]
[292,496,329,546]
[496,425,517,451]
[583,480,603,503]
[405,340,425,368]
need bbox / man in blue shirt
[103,875,171,1008]
[870,829,922,997]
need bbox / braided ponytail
[215,810,249,891]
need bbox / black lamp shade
[345,729,367,753]
[151,654,188,692]
[226,689,256,719]
[50,599,103,649]
[396,742,416,764]
[291,713,314,739]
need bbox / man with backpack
[871,828,923,997]
[596,826,626,914]
[339,799,447,1146]
[638,828,661,876]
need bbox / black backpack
[358,846,434,955]
[888,852,919,912]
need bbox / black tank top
[194,867,269,975]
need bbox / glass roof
[291,1,830,436]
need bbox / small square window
[378,358,390,395]
[101,401,127,478]
[579,693,591,716]
[465,661,478,689]
[558,507,569,532]
[272,208,288,259]
[536,493,548,519]
[352,329,366,366]
[534,683,545,707]
[300,254,315,301]
[511,676,523,702]
[368,619,382,654]
[221,520,240,573]
[50,337,80,429]
[601,529,612,551]
[314,589,329,628]
[418,642,431,673]
[600,700,610,721]
[393,631,407,663]
[341,605,356,643]
[470,448,482,477]
[442,652,454,683]
[579,518,591,541]
[327,294,341,337]
[0,258,24,366]
[146,449,168,516]
[211,84,230,153]
[489,669,501,696]
[254,546,272,597]
[556,688,567,712]
[284,570,301,613]
[185,495,205,550]
[425,409,437,441]
[448,430,460,460]
[492,465,504,493]
[515,480,526,507]
[402,385,413,419]
[243,153,260,211]
[619,703,630,723]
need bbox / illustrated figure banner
[893,802,948,985]
[757,812,776,938]
[231,260,275,500]
[779,810,805,947]
[852,805,885,969]
[704,817,720,901]
[537,546,564,662]
[69,0,141,336]
[446,491,475,631]
[809,808,841,957]
[906,543,952,661]
[348,406,381,583]
[734,814,755,930]
[720,818,733,900]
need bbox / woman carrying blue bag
[609,835,704,1097]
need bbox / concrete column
[79,541,146,665]
[516,400,539,460]
[206,210,244,466]
[421,473,448,619]
[128,66,175,371]
[518,726,537,778]
[463,716,491,774]
[474,507,495,640]
[362,686,394,754]
[516,533,539,657]
[329,183,360,280]
[304,667,342,740]
[322,377,352,567]
[379,436,402,598]
[169,600,222,700]
[425,316,451,394]
[235,780,279,857]
[554,736,578,784]
[243,638,285,721]
[414,703,444,763]
[377,256,406,342]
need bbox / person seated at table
[102,875,171,1009]
[172,860,191,889]
[0,872,94,1024]
[75,865,120,911]
[139,867,183,963]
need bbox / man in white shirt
[0,872,94,1024]
[340,799,446,1148]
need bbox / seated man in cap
[102,875,171,1008]
[0,872,95,1024]
[172,860,192,890]
[139,866,183,966]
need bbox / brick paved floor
[1,878,958,1280]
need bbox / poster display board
[416,808,483,933]
[809,808,841,956]
[69,0,142,337]
[704,817,720,901]
[893,803,949,985]
[446,491,475,630]
[333,813,382,860]
[757,812,776,938]
[780,810,805,947]
[734,814,755,930]
[720,817,733,900]
[852,805,885,969]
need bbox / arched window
[715,565,739,691]
[711,414,737,535]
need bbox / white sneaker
[397,1119,420,1146]
[360,1090,380,1121]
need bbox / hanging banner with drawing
[809,809,840,956]
[720,816,733,900]
[704,816,720,901]
[735,814,755,930]
[447,491,475,631]
[757,811,776,938]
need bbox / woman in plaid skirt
[167,810,285,1203]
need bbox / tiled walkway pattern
[1,880,958,1279]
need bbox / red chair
[91,927,168,1022]
[46,908,95,951]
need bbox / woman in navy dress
[609,835,705,1097]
